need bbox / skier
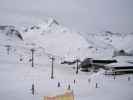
[31,84,35,95]
[57,82,61,87]
[74,79,76,84]
[128,76,131,81]
[95,83,98,88]
[88,78,91,83]
[113,73,116,80]
[68,84,71,90]
[19,58,23,62]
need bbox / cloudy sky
[0,0,133,33]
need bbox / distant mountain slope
[82,31,133,57]
[0,25,23,40]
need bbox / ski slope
[0,50,133,100]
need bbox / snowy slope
[22,18,92,60]
[98,31,133,52]
[0,18,133,100]
[0,53,133,100]
[82,31,133,58]
[107,31,131,51]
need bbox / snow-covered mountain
[22,18,93,60]
[0,25,24,49]
[0,18,133,61]
[0,25,23,40]
[81,30,133,57]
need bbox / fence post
[76,59,80,74]
[5,45,11,55]
[30,48,35,67]
[50,56,55,79]
[31,83,35,95]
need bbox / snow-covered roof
[106,62,133,68]
[114,56,133,62]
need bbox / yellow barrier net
[44,90,74,100]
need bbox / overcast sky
[0,0,133,33]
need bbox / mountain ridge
[0,18,133,60]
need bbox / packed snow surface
[0,51,133,100]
